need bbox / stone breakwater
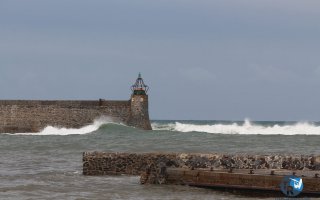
[0,94,151,133]
[82,152,320,176]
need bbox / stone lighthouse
[127,73,152,130]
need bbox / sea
[1,119,320,200]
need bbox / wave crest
[15,117,115,135]
[153,119,320,135]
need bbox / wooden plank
[164,168,320,194]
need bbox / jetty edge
[0,74,151,133]
[82,152,320,196]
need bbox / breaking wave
[152,119,320,135]
[14,117,117,135]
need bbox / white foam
[14,117,114,135]
[155,119,320,135]
[151,122,176,131]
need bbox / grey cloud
[0,0,320,120]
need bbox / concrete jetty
[0,74,151,133]
[83,152,320,196]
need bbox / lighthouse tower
[128,73,152,130]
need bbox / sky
[1,0,320,121]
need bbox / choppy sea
[1,119,320,200]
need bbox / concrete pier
[0,74,152,133]
[83,152,320,196]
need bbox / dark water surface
[1,121,320,199]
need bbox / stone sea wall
[83,152,320,176]
[0,95,151,133]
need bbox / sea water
[1,120,320,199]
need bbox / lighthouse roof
[131,73,149,95]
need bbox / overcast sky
[1,0,320,121]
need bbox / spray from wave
[152,119,320,135]
[15,117,115,135]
